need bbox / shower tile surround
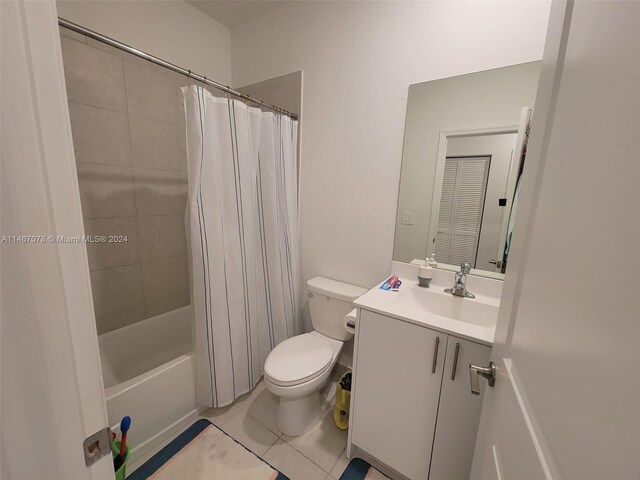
[60,28,193,333]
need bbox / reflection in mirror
[393,62,540,278]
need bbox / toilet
[264,276,366,436]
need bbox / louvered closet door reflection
[435,156,490,267]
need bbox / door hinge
[83,427,113,467]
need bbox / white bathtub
[98,306,201,464]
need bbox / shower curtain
[182,86,300,408]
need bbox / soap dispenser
[417,258,433,288]
[428,254,438,268]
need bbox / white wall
[394,63,540,265]
[231,1,551,296]
[56,0,232,85]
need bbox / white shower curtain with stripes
[182,86,300,408]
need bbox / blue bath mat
[127,419,288,479]
[339,458,390,480]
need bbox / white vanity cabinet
[350,309,446,480]
[350,309,491,480]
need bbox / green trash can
[334,370,352,430]
[113,441,130,480]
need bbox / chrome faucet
[445,262,475,299]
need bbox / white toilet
[264,276,366,436]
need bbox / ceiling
[187,1,289,29]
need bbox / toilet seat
[264,333,333,387]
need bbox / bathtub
[98,305,201,464]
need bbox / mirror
[393,62,541,278]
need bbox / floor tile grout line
[327,446,347,476]
[277,412,346,474]
[282,439,336,474]
[265,437,332,477]
[214,412,280,459]
[229,404,340,474]
[263,435,280,458]
[205,379,347,476]
[281,435,346,475]
[234,388,344,473]
[218,407,241,427]
[241,408,282,437]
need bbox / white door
[434,156,491,268]
[1,1,112,479]
[471,2,640,479]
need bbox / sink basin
[391,287,498,328]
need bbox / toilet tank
[307,277,367,341]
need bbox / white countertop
[353,262,502,346]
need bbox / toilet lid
[264,334,333,386]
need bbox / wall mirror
[393,62,541,279]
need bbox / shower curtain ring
[202,75,208,94]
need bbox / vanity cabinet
[351,309,446,480]
[350,309,490,480]
[429,335,490,480]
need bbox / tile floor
[129,368,351,480]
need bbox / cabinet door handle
[432,336,440,373]
[450,342,460,381]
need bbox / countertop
[353,263,502,346]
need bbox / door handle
[469,361,496,395]
[432,336,440,374]
[450,343,460,380]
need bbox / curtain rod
[58,17,299,120]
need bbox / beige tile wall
[60,27,192,334]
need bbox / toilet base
[276,391,322,436]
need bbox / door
[444,133,520,272]
[1,1,113,479]
[429,337,491,480]
[351,310,445,480]
[471,2,640,479]
[434,156,491,268]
